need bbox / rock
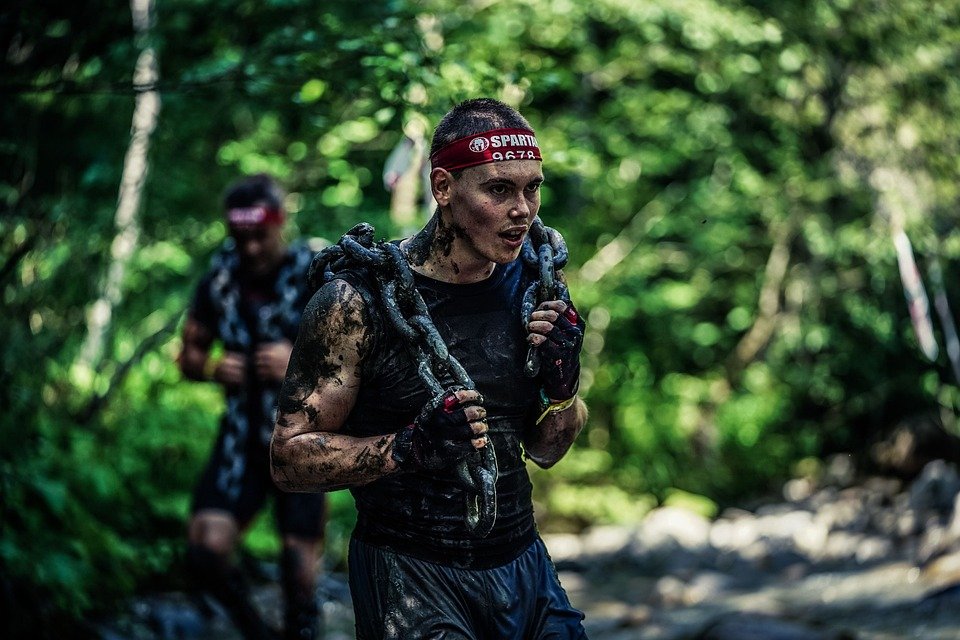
[145,600,208,639]
[764,549,813,575]
[637,506,712,551]
[917,582,960,614]
[696,612,853,640]
[815,489,871,533]
[918,523,952,565]
[870,414,960,478]
[895,507,921,538]
[581,524,636,559]
[923,549,960,585]
[871,504,900,537]
[683,571,737,604]
[651,575,688,607]
[822,454,856,488]
[709,515,759,552]
[541,532,585,567]
[807,486,839,511]
[629,506,713,574]
[949,492,960,540]
[909,460,960,512]
[860,476,902,502]
[581,603,653,636]
[783,477,816,503]
[854,535,894,564]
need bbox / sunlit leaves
[6,0,960,626]
[298,78,326,103]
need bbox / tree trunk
[77,0,160,372]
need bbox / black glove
[392,390,484,472]
[538,302,584,401]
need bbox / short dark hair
[430,98,534,157]
[222,173,284,210]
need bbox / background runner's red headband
[430,127,543,172]
[226,206,284,227]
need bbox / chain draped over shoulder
[307,220,569,538]
[207,240,314,499]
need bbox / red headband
[430,127,542,172]
[226,206,284,227]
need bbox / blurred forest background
[4,0,960,633]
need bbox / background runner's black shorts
[191,436,325,538]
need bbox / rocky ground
[98,456,960,639]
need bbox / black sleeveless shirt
[341,258,541,569]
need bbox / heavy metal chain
[209,242,313,499]
[520,217,570,377]
[308,223,498,537]
[308,220,570,535]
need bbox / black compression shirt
[342,258,541,569]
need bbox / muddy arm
[270,279,401,492]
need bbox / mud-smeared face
[443,159,543,266]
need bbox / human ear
[431,168,453,207]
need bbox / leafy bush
[4,0,960,630]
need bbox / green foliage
[4,0,960,631]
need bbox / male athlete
[271,99,588,638]
[178,174,325,639]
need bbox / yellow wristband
[536,395,577,425]
[202,355,221,381]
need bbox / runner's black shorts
[349,535,588,639]
[191,437,326,539]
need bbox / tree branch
[0,232,39,285]
[727,218,795,378]
[575,183,686,284]
[74,313,181,425]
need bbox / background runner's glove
[392,390,484,472]
[538,302,584,401]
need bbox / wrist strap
[202,355,221,381]
[536,392,577,425]
[391,424,418,470]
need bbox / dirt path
[548,457,960,639]
[99,459,960,639]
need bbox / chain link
[309,223,498,537]
[520,217,570,377]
